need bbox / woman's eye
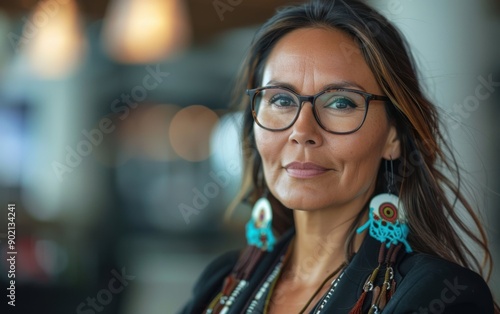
[270,95,296,107]
[327,98,357,109]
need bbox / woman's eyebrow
[264,79,366,92]
[322,80,366,91]
[264,80,296,90]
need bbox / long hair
[227,0,497,308]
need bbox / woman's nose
[288,102,323,146]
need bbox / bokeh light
[101,0,191,63]
[169,105,219,162]
[139,104,180,161]
[24,0,86,78]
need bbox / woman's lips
[284,162,329,178]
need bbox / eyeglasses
[246,86,390,134]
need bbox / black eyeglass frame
[246,86,391,135]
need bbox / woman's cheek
[255,129,282,162]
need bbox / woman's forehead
[261,27,381,94]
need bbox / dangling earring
[357,157,412,253]
[350,158,411,314]
[245,190,276,252]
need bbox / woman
[181,0,498,313]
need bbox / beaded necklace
[245,242,346,314]
[245,255,285,313]
[206,236,349,314]
[313,270,345,313]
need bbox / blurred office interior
[0,0,499,313]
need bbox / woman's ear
[383,124,401,159]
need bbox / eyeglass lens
[253,87,367,133]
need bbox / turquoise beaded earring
[350,157,411,314]
[245,191,276,252]
[357,157,412,253]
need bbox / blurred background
[0,0,498,313]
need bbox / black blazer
[180,230,494,313]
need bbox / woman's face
[255,27,400,213]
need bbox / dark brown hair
[227,0,497,309]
